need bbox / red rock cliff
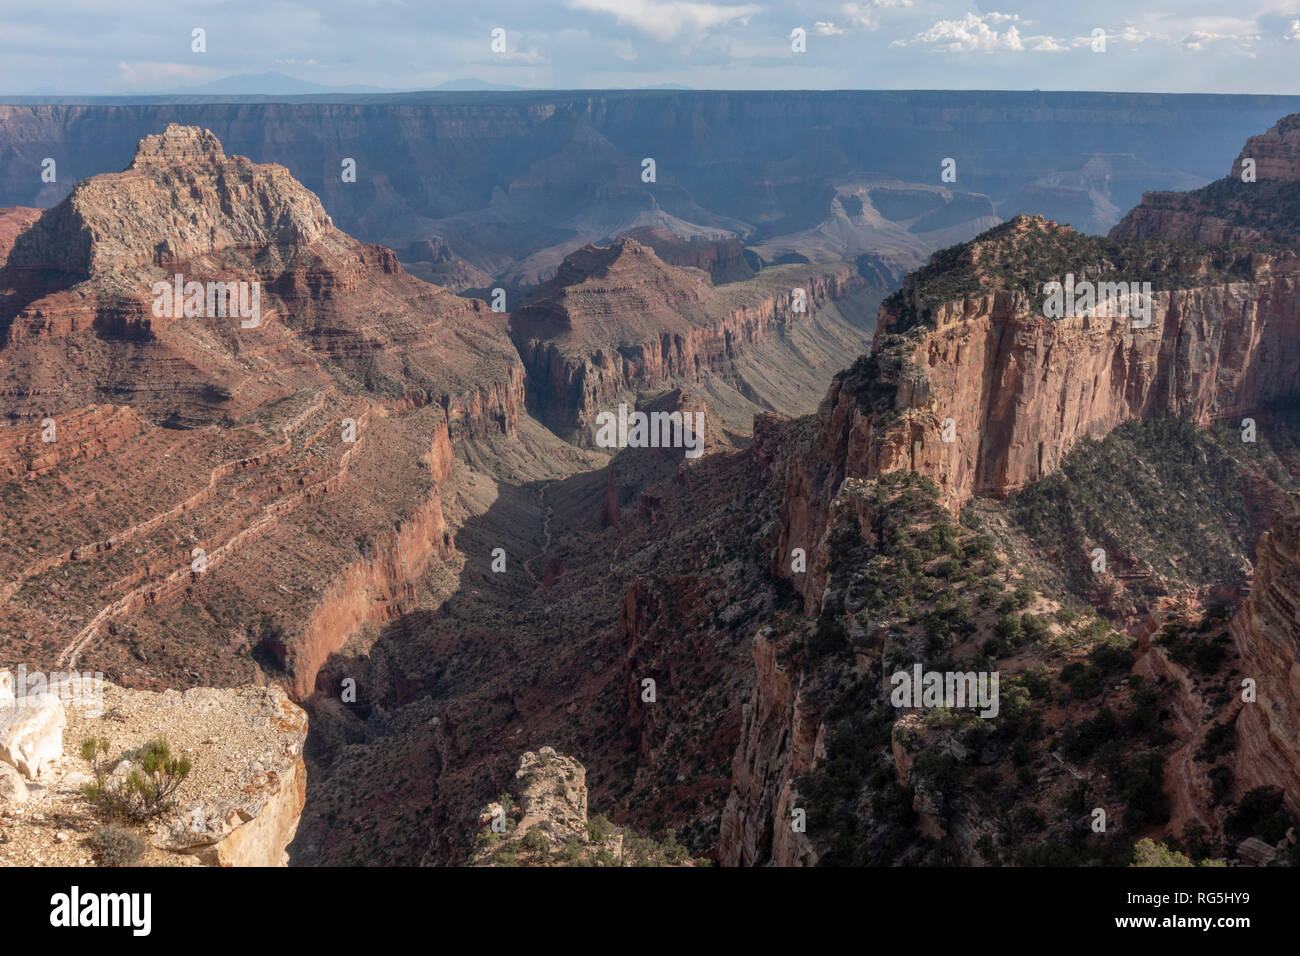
[1229,493,1300,814]
[770,217,1300,610]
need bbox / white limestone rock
[0,693,66,779]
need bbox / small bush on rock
[89,826,146,867]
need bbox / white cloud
[1177,29,1260,52]
[892,12,1065,53]
[1284,19,1300,41]
[1068,25,1161,49]
[814,21,843,36]
[566,0,761,41]
[1029,36,1068,52]
[841,0,913,30]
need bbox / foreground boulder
[0,681,65,780]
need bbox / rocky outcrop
[0,679,307,867]
[468,748,601,866]
[145,684,308,867]
[0,678,65,779]
[719,629,821,866]
[6,125,332,280]
[881,257,1300,509]
[468,747,697,866]
[620,226,755,283]
[764,215,1300,609]
[1229,493,1300,814]
[511,237,866,441]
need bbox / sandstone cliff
[0,125,524,699]
[719,627,821,866]
[1229,493,1300,814]
[766,215,1300,611]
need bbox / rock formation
[763,213,1300,610]
[719,628,821,866]
[0,676,64,779]
[510,236,872,441]
[0,125,524,698]
[0,677,306,867]
[720,113,1300,864]
[468,747,696,866]
[619,226,755,284]
[1229,493,1300,814]
[1112,114,1300,244]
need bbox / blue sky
[1,0,1298,94]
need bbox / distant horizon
[6,79,1300,102]
[2,2,1298,96]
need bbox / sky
[0,0,1298,95]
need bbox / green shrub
[994,614,1023,648]
[1225,786,1296,844]
[1131,838,1192,867]
[1197,722,1235,761]
[88,826,146,867]
[1020,613,1051,643]
[520,828,552,863]
[587,813,614,843]
[83,738,192,822]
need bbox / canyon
[4,103,1300,869]
[713,111,1300,864]
[4,92,1299,296]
